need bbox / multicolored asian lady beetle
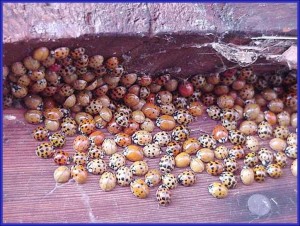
[177,170,196,186]
[208,182,228,199]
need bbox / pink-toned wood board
[3,108,297,223]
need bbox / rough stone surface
[3,3,297,43]
[3,3,297,76]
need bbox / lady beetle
[228,130,246,145]
[266,164,282,178]
[244,152,259,167]
[89,131,105,146]
[287,133,297,146]
[11,84,28,98]
[221,108,240,121]
[264,110,277,126]
[257,121,273,140]
[182,138,201,155]
[88,55,104,69]
[162,173,178,189]
[71,165,88,184]
[285,145,297,159]
[114,132,132,147]
[25,110,44,124]
[159,155,175,174]
[85,99,103,115]
[223,158,238,173]
[216,95,234,109]
[142,143,161,158]
[206,105,222,120]
[79,118,96,135]
[53,47,70,59]
[110,86,127,100]
[141,103,160,120]
[191,74,207,89]
[171,125,190,142]
[156,90,173,105]
[130,179,150,199]
[166,141,182,157]
[156,115,176,131]
[145,169,162,187]
[258,148,274,166]
[107,118,122,135]
[73,135,90,152]
[214,145,228,160]
[160,103,176,115]
[190,157,205,173]
[99,172,117,192]
[109,153,126,171]
[188,101,204,117]
[49,132,66,148]
[175,152,191,168]
[253,165,267,182]
[228,145,245,160]
[130,161,149,176]
[87,145,105,159]
[72,152,88,166]
[269,138,287,152]
[274,152,288,168]
[208,182,228,199]
[102,138,117,155]
[53,150,70,165]
[114,111,129,127]
[36,142,54,158]
[106,56,119,70]
[196,148,214,163]
[173,109,193,125]
[245,136,260,152]
[239,67,252,80]
[131,110,146,124]
[239,120,258,135]
[273,126,289,139]
[206,161,224,176]
[117,104,132,116]
[116,166,133,186]
[173,96,188,109]
[153,131,172,147]
[219,172,237,189]
[240,166,255,185]
[221,119,237,131]
[140,118,154,133]
[177,170,196,187]
[156,185,171,206]
[212,125,228,143]
[243,103,261,120]
[32,126,49,141]
[188,91,202,103]
[87,159,107,175]
[123,145,144,162]
[277,111,291,127]
[70,47,85,59]
[132,130,152,146]
[61,117,77,136]
[139,86,150,99]
[198,134,217,149]
[54,166,70,183]
[44,119,60,132]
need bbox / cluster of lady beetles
[3,46,298,206]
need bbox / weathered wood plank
[3,109,297,223]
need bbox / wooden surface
[3,108,297,223]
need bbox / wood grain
[3,108,297,223]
